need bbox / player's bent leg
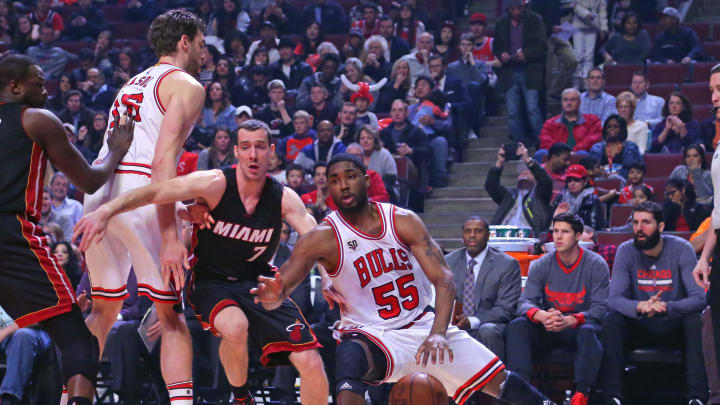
[84,299,123,358]
[155,302,193,405]
[213,305,250,386]
[337,390,366,405]
[40,306,99,405]
[288,349,329,405]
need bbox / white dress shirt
[465,246,489,330]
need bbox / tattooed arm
[395,208,456,365]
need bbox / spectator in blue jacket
[649,7,703,64]
[589,114,642,180]
[294,120,346,172]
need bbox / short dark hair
[587,66,605,79]
[379,15,394,24]
[548,142,572,158]
[321,53,340,69]
[602,114,628,142]
[415,75,434,89]
[286,163,304,176]
[0,54,35,91]
[328,153,367,175]
[633,184,654,200]
[627,162,646,174]
[632,70,647,82]
[462,215,489,230]
[579,156,599,170]
[149,9,205,58]
[712,63,720,76]
[66,89,83,102]
[428,54,445,65]
[236,119,272,144]
[459,32,474,43]
[632,201,664,224]
[552,212,584,234]
[313,161,327,176]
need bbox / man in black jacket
[493,0,547,148]
[378,15,411,63]
[271,36,313,90]
[380,99,430,213]
[485,143,553,236]
[301,0,347,34]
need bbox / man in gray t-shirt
[600,202,707,405]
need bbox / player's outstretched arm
[73,170,225,251]
[25,109,134,194]
[395,208,456,366]
[281,186,318,235]
[252,225,337,310]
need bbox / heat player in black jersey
[0,55,133,405]
[74,120,329,405]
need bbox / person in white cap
[649,7,702,64]
[234,105,253,129]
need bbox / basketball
[389,372,448,405]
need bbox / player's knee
[40,307,99,385]
[214,308,248,342]
[90,299,123,319]
[481,368,507,398]
[291,349,325,376]
[155,303,186,331]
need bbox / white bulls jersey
[93,63,190,175]
[323,202,433,329]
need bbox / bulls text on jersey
[212,220,274,243]
[353,247,414,288]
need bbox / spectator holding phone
[485,143,554,236]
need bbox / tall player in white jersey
[81,9,206,404]
[252,154,555,405]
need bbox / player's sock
[67,397,92,405]
[167,380,193,405]
[59,385,68,405]
[497,371,556,405]
[232,383,254,405]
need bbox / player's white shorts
[335,312,505,405]
[83,170,179,304]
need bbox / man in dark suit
[429,54,471,150]
[301,0,347,34]
[378,15,410,63]
[445,216,521,361]
[270,36,313,91]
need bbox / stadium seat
[58,41,90,54]
[326,33,346,50]
[644,177,670,202]
[681,82,712,105]
[705,41,720,59]
[604,84,628,97]
[687,22,711,42]
[647,83,677,102]
[594,178,622,192]
[604,64,644,86]
[112,22,150,39]
[644,23,663,41]
[102,4,126,22]
[610,204,633,227]
[597,232,632,246]
[715,23,720,41]
[645,153,684,177]
[691,61,716,82]
[45,79,58,96]
[692,104,713,122]
[647,64,688,84]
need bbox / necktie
[462,259,477,316]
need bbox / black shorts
[188,278,321,367]
[0,213,75,328]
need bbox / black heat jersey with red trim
[0,103,46,219]
[192,169,284,282]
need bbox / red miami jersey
[323,202,433,329]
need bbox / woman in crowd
[589,114,643,179]
[295,21,323,60]
[342,28,366,62]
[670,144,713,205]
[433,21,460,63]
[224,30,250,69]
[247,46,270,70]
[112,47,139,88]
[363,35,392,83]
[651,91,701,153]
[53,241,83,289]
[195,0,216,36]
[197,127,238,170]
[340,57,374,100]
[663,178,711,231]
[602,12,651,65]
[202,82,237,132]
[394,2,424,47]
[12,15,36,53]
[212,0,250,36]
[199,44,220,85]
[616,91,649,154]
[213,56,237,92]
[78,111,108,161]
[552,164,605,229]
[377,58,411,112]
[358,125,398,181]
[46,73,76,113]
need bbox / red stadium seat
[604,84,628,97]
[691,62,716,82]
[58,41,89,54]
[595,178,622,191]
[681,82,712,105]
[648,83,677,102]
[705,41,720,59]
[102,4,126,22]
[644,154,684,178]
[644,177,670,202]
[644,23,663,41]
[597,232,632,247]
[112,22,150,39]
[325,34,346,50]
[693,104,713,122]
[715,23,720,41]
[610,204,633,227]
[647,64,689,84]
[687,23,710,42]
[604,64,644,86]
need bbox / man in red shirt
[301,162,335,221]
[469,13,498,67]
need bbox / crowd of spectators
[4,0,720,403]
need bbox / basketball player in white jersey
[81,9,206,404]
[251,154,556,405]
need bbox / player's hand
[250,272,285,310]
[177,203,215,229]
[321,277,346,311]
[147,320,162,341]
[416,333,453,367]
[106,112,135,157]
[77,292,92,312]
[693,258,711,289]
[160,237,189,290]
[73,205,112,251]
